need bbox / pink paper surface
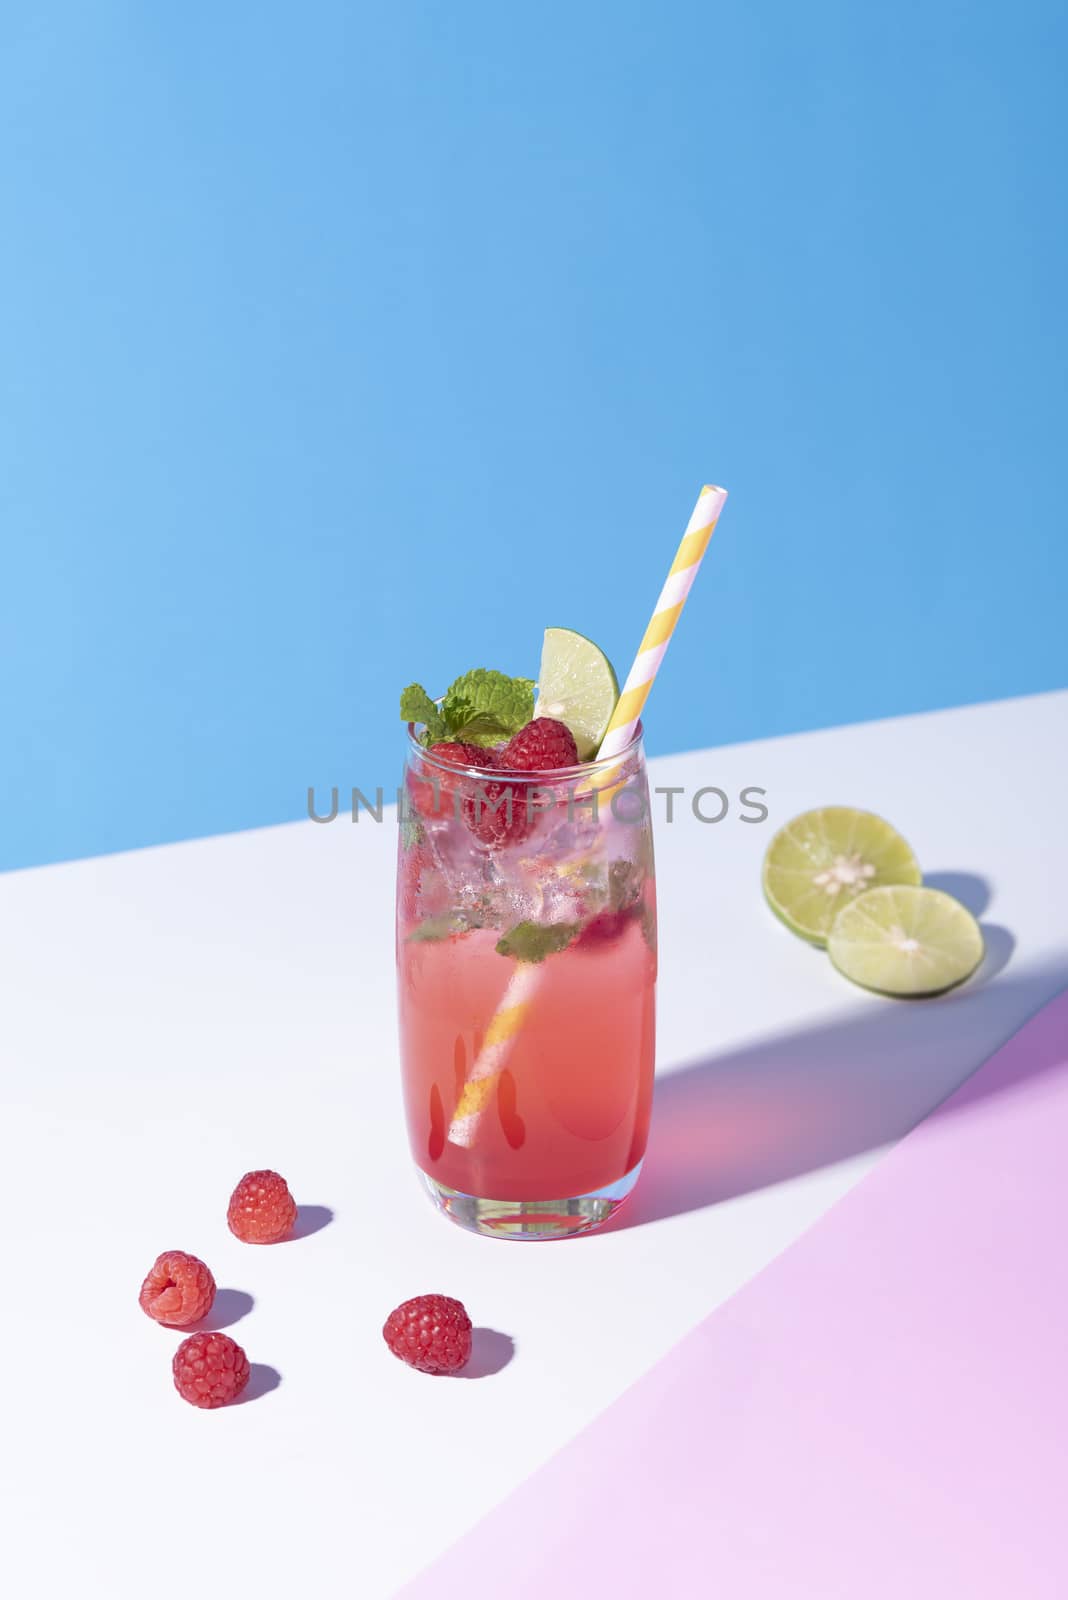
[401,988,1068,1599]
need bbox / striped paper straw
[447,482,728,1150]
[447,964,542,1147]
[597,484,728,760]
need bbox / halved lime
[763,806,922,946]
[535,627,619,761]
[828,885,984,996]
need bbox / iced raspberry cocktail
[396,647,656,1239]
[395,490,727,1237]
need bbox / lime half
[763,806,921,946]
[828,885,984,996]
[535,627,619,760]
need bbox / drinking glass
[396,726,656,1239]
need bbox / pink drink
[396,732,656,1238]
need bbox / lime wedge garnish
[535,627,619,761]
[828,884,984,996]
[763,806,921,946]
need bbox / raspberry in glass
[409,741,486,820]
[461,777,533,847]
[498,717,579,772]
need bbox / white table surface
[2,691,1066,1599]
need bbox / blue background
[3,1,1066,872]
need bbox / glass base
[417,1161,643,1241]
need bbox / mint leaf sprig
[399,684,446,743]
[492,854,657,964]
[400,668,535,748]
[495,920,580,962]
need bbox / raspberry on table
[172,1331,250,1408]
[383,1294,473,1375]
[499,717,579,772]
[139,1250,216,1327]
[227,1169,298,1244]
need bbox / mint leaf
[400,683,437,723]
[607,858,641,913]
[447,710,511,745]
[402,667,535,748]
[408,912,471,943]
[605,858,656,949]
[400,683,445,744]
[399,808,424,852]
[442,670,535,745]
[496,920,580,963]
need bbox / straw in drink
[396,483,728,1238]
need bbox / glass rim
[405,718,645,781]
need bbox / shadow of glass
[609,955,1067,1233]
